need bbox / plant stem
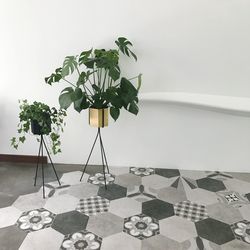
[62,78,77,88]
[102,70,107,92]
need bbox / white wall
[0,0,250,171]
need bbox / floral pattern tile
[217,190,249,208]
[130,167,155,177]
[16,208,55,233]
[88,173,115,186]
[123,214,159,240]
[2,166,250,249]
[61,230,102,250]
[231,220,250,244]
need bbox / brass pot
[89,108,109,128]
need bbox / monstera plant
[45,37,142,122]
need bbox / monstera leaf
[61,56,78,77]
[59,87,74,109]
[45,68,62,85]
[115,37,137,61]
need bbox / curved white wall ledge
[139,92,250,117]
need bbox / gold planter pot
[89,108,109,128]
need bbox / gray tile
[142,234,182,250]
[52,210,89,235]
[0,225,27,250]
[86,212,124,238]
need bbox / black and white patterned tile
[1,165,250,249]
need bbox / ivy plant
[45,37,142,121]
[11,100,66,154]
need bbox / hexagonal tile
[60,171,88,185]
[244,193,250,202]
[37,181,70,198]
[0,225,27,250]
[102,232,141,250]
[142,175,174,190]
[224,178,250,195]
[60,230,102,250]
[13,192,46,212]
[86,212,123,238]
[160,216,197,242]
[68,183,99,199]
[109,166,130,176]
[231,220,250,244]
[109,197,141,218]
[195,218,235,245]
[142,199,174,220]
[181,236,221,249]
[123,214,159,240]
[142,234,182,250]
[174,200,208,222]
[185,187,219,206]
[197,178,226,192]
[52,210,89,235]
[19,227,64,250]
[179,169,208,180]
[98,184,127,201]
[43,194,79,214]
[216,190,249,208]
[221,239,250,249]
[0,193,17,208]
[239,205,250,221]
[115,173,141,188]
[127,185,157,203]
[155,168,180,178]
[16,208,55,233]
[0,206,22,228]
[206,203,243,225]
[157,186,187,204]
[130,167,155,177]
[88,173,115,186]
[76,196,110,216]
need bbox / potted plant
[11,100,66,154]
[45,37,142,127]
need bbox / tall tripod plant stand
[80,128,110,190]
[34,134,61,198]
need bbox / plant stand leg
[42,138,61,186]
[99,128,107,190]
[99,129,110,174]
[41,136,45,199]
[34,139,42,186]
[80,129,99,181]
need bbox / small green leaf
[110,107,120,121]
[128,102,139,115]
[19,136,26,143]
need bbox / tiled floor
[1,163,250,249]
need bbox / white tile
[19,227,64,250]
[13,192,46,212]
[160,216,197,243]
[43,194,79,214]
[109,197,141,218]
[142,175,174,190]
[68,183,98,199]
[101,232,141,250]
[0,206,22,228]
[60,171,88,185]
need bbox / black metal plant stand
[34,134,61,198]
[80,128,110,189]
